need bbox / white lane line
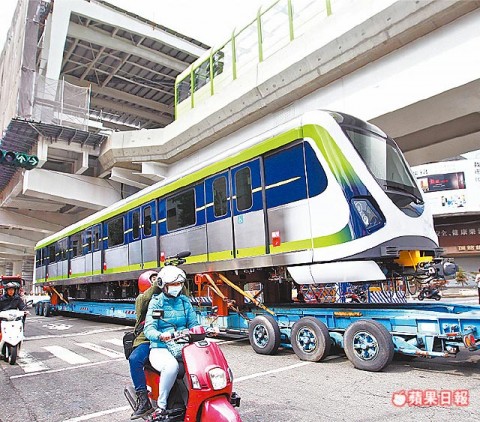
[10,357,124,379]
[59,360,312,421]
[235,361,313,382]
[77,342,124,358]
[26,326,131,341]
[63,405,131,421]
[17,351,49,373]
[104,338,123,347]
[44,345,90,364]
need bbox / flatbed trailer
[43,297,480,372]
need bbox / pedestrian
[476,268,480,305]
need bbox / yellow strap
[215,273,276,316]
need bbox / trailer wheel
[248,315,281,355]
[291,317,331,362]
[42,302,50,317]
[344,320,394,372]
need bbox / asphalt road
[0,311,479,422]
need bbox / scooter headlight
[208,367,227,390]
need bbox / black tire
[344,320,394,372]
[418,293,424,301]
[43,303,50,317]
[8,344,18,365]
[291,317,331,362]
[434,295,441,301]
[248,315,281,355]
[34,303,39,315]
[1,344,8,362]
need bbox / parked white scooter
[0,309,26,365]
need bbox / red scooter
[124,325,241,421]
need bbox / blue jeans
[128,342,150,392]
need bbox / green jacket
[133,284,160,348]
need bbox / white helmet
[158,266,186,289]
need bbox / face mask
[167,285,182,297]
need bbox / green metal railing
[174,0,334,119]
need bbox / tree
[455,267,469,287]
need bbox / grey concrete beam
[65,75,172,115]
[0,209,63,233]
[0,232,37,248]
[68,22,188,73]
[22,169,122,211]
[90,96,172,127]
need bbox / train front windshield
[340,120,423,205]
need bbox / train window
[48,244,55,263]
[143,206,152,236]
[167,189,196,231]
[84,230,92,253]
[107,216,124,247]
[132,210,140,240]
[235,167,252,211]
[93,226,101,250]
[35,249,42,267]
[213,177,228,217]
[59,239,67,261]
[264,143,308,207]
[71,233,81,257]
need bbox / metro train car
[34,110,447,301]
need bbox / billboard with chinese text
[412,159,480,215]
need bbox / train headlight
[352,199,383,232]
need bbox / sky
[0,0,272,51]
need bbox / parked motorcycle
[0,309,26,365]
[124,325,241,421]
[345,285,368,304]
[417,285,441,301]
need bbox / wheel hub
[352,331,378,361]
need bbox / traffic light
[0,149,39,170]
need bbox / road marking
[63,405,131,421]
[17,351,49,373]
[104,338,123,347]
[42,323,73,330]
[235,361,313,382]
[26,326,131,341]
[77,342,124,358]
[44,345,90,364]
[10,357,124,379]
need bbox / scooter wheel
[434,295,441,301]
[8,345,18,365]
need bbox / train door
[231,158,267,258]
[263,142,313,255]
[91,224,102,275]
[141,202,157,269]
[84,228,93,275]
[128,208,142,271]
[205,171,234,261]
[69,232,84,278]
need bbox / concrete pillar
[12,261,22,277]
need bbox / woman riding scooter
[143,266,199,421]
